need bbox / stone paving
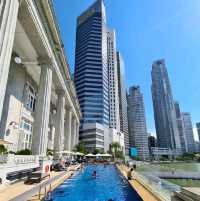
[0,165,79,201]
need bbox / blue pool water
[50,165,142,201]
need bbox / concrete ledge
[117,164,162,201]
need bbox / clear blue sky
[54,0,200,140]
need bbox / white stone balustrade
[0,154,40,184]
[0,155,8,164]
[1,154,39,166]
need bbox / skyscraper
[74,0,109,151]
[181,112,195,153]
[117,52,129,155]
[151,59,181,152]
[174,101,187,153]
[128,86,149,160]
[196,122,200,142]
[107,29,120,131]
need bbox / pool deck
[117,164,161,201]
[0,165,80,201]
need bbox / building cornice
[31,0,81,119]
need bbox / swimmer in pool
[92,170,97,178]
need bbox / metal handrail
[10,171,67,201]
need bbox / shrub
[0,145,7,154]
[47,149,54,156]
[16,149,32,155]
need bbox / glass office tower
[74,0,109,151]
[117,52,129,155]
[151,59,181,152]
[128,86,149,160]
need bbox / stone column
[48,108,56,150]
[73,119,77,148]
[32,65,52,156]
[71,117,76,150]
[64,107,72,151]
[48,124,55,150]
[76,122,80,145]
[0,0,19,120]
[54,90,65,156]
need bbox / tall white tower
[107,29,120,131]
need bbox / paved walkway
[117,165,160,201]
[0,165,80,201]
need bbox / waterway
[137,162,200,172]
[137,162,200,187]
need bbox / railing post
[38,186,41,199]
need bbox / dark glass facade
[151,59,181,150]
[74,0,109,126]
[116,52,129,154]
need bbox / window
[25,83,36,112]
[20,118,33,134]
[20,117,33,149]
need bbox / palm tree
[73,142,87,154]
[110,142,121,159]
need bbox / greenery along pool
[50,164,142,201]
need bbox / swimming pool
[50,164,142,201]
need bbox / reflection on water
[50,165,142,201]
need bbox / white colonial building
[0,0,81,157]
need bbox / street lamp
[14,56,39,65]
[14,56,22,64]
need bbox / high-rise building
[181,112,195,153]
[74,0,125,152]
[151,59,181,152]
[196,122,200,142]
[148,135,156,157]
[107,29,120,131]
[74,0,109,151]
[174,101,187,153]
[128,86,149,160]
[195,141,200,153]
[148,135,156,148]
[117,52,129,155]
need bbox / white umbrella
[61,150,73,154]
[85,153,95,157]
[95,153,103,157]
[74,152,84,156]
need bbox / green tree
[92,148,103,155]
[110,142,124,159]
[0,145,7,154]
[73,142,87,154]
